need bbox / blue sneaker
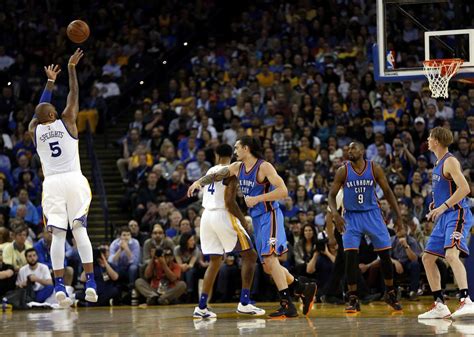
[55,283,73,308]
[85,278,98,303]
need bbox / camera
[155,248,163,258]
[315,232,329,252]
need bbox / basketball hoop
[423,59,463,98]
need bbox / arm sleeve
[39,89,52,103]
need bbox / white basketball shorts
[42,171,92,231]
[200,208,253,255]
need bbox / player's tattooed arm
[187,162,240,197]
[62,49,84,123]
[198,166,231,187]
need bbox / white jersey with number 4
[202,165,227,210]
[35,119,81,177]
[200,164,253,255]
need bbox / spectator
[77,248,120,307]
[298,161,316,192]
[108,227,140,291]
[390,231,422,301]
[135,247,186,305]
[174,233,200,301]
[0,246,16,297]
[186,149,211,182]
[128,220,148,247]
[10,189,40,229]
[142,224,175,265]
[2,224,31,271]
[16,248,54,303]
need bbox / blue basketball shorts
[342,209,391,251]
[251,207,288,262]
[425,207,473,258]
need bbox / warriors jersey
[202,165,227,210]
[35,119,81,177]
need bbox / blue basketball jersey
[238,159,279,217]
[343,160,379,212]
[432,152,469,210]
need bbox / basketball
[67,20,90,44]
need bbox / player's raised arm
[224,176,248,230]
[187,161,240,197]
[61,48,84,124]
[328,165,347,233]
[244,162,287,208]
[427,157,470,222]
[373,162,403,233]
[28,64,61,135]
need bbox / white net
[423,59,463,98]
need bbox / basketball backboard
[374,0,474,82]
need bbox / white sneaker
[55,291,73,308]
[193,306,217,319]
[451,297,474,320]
[417,318,452,334]
[85,288,98,303]
[236,302,266,316]
[418,301,452,319]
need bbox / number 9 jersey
[342,160,379,212]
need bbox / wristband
[47,79,55,83]
[68,63,76,67]
[443,202,450,209]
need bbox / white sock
[72,226,93,264]
[51,229,67,271]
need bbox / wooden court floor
[2,297,474,336]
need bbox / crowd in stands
[1,0,474,308]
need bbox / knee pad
[344,250,359,285]
[378,249,394,280]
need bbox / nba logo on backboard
[386,50,395,70]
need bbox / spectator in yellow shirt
[256,63,275,88]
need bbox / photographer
[77,247,120,306]
[135,248,186,305]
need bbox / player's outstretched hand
[69,48,84,66]
[333,213,345,234]
[44,64,61,81]
[187,181,202,198]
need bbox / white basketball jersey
[35,119,81,177]
[202,165,227,210]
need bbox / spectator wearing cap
[135,247,186,305]
[410,117,429,156]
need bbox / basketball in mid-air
[67,20,90,44]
